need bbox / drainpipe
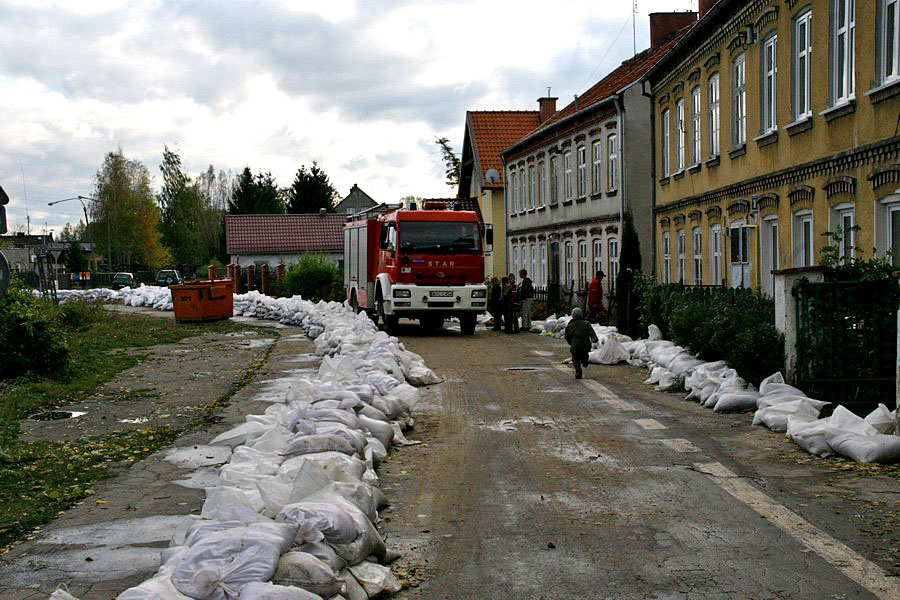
[614,93,625,223]
[641,78,657,276]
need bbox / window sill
[549,202,559,209]
[575,196,587,204]
[785,117,813,136]
[562,199,573,206]
[605,189,618,197]
[590,192,604,200]
[526,208,536,214]
[659,176,670,186]
[537,206,547,212]
[688,163,702,174]
[728,144,747,159]
[865,78,900,105]
[510,213,517,219]
[673,170,685,180]
[704,155,720,168]
[753,129,778,148]
[820,99,856,123]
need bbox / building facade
[499,16,692,295]
[649,0,900,294]
[335,184,378,215]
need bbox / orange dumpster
[170,279,234,323]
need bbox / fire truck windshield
[397,220,481,254]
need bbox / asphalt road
[380,321,900,600]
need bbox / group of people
[487,269,535,334]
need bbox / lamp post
[48,195,96,270]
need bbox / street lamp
[47,196,94,242]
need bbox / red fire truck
[344,201,490,335]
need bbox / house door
[729,221,751,288]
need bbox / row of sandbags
[54,289,442,599]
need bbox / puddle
[174,466,221,489]
[29,411,86,421]
[163,445,232,468]
[502,365,551,372]
[225,331,260,337]
[540,389,568,393]
[119,417,149,424]
[41,515,186,547]
[547,442,622,468]
[478,416,556,432]
[238,338,276,349]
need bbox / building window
[692,227,702,284]
[732,53,747,147]
[550,156,559,204]
[509,171,517,214]
[593,238,603,276]
[677,229,686,283]
[662,231,671,283]
[794,10,813,120]
[730,220,751,288]
[831,0,856,105]
[708,73,721,156]
[831,205,856,263]
[691,86,701,165]
[528,165,536,210]
[531,245,537,281]
[578,240,588,289]
[607,134,618,191]
[564,241,574,288]
[592,141,602,193]
[661,109,670,176]
[711,224,722,285]
[576,146,587,197]
[676,98,685,171]
[540,243,547,285]
[512,246,519,274]
[793,210,815,267]
[564,152,573,200]
[761,217,779,297]
[537,161,546,207]
[761,34,778,133]
[519,169,527,211]
[608,238,619,291]
[880,0,900,84]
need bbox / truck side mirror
[485,228,493,246]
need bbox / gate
[795,279,899,413]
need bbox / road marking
[580,379,640,411]
[634,418,667,430]
[553,363,571,373]
[660,438,701,453]
[695,461,900,600]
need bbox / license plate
[429,290,453,297]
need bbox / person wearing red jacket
[587,270,606,322]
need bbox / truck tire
[384,314,399,335]
[376,292,396,334]
[460,314,477,335]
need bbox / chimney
[699,0,718,18]
[649,11,698,47]
[319,208,327,216]
[538,96,558,124]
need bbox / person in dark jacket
[488,276,503,331]
[518,269,534,330]
[564,307,598,379]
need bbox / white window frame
[530,245,537,281]
[676,229,686,283]
[880,0,900,84]
[509,170,517,214]
[519,168,527,212]
[564,241,574,288]
[761,216,779,297]
[528,165,536,210]
[537,161,546,208]
[550,156,559,204]
[691,86,701,165]
[576,146,586,198]
[564,151,573,200]
[793,210,815,267]
[578,240,588,289]
[662,231,671,283]
[661,109,670,176]
[512,246,519,274]
[794,10,813,120]
[692,226,702,284]
[830,203,856,263]
[540,243,548,285]
[708,73,721,157]
[831,0,856,105]
[675,98,685,171]
[607,134,618,192]
[592,238,603,277]
[592,141,602,193]
[608,238,619,291]
[761,34,778,133]
[733,53,747,147]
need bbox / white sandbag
[210,422,271,449]
[318,355,358,386]
[357,414,394,448]
[407,365,442,386]
[865,404,900,435]
[117,574,192,600]
[654,371,677,391]
[529,324,543,333]
[315,423,368,454]
[337,569,369,600]
[828,432,900,464]
[271,552,343,598]
[758,372,785,396]
[305,408,363,431]
[752,399,825,433]
[647,324,662,340]
[348,561,402,597]
[282,452,368,485]
[229,446,283,476]
[171,522,297,600]
[364,437,388,464]
[828,405,879,437]
[370,395,408,420]
[757,394,815,410]
[388,383,420,412]
[787,417,837,457]
[201,485,266,518]
[238,582,324,600]
[356,403,390,423]
[283,434,357,457]
[760,383,807,399]
[644,366,667,385]
[298,541,348,573]
[713,391,760,413]
[669,354,704,375]
[589,339,630,365]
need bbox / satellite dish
[484,168,499,184]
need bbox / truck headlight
[392,288,411,298]
[471,289,486,298]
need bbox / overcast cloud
[0,0,695,234]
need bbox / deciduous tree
[157,147,205,266]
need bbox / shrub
[0,277,70,380]
[281,253,343,302]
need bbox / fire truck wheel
[460,314,477,335]
[384,314,399,335]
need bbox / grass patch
[0,308,274,551]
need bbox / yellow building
[647,0,900,294]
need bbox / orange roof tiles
[467,111,540,189]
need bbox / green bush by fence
[0,277,70,380]
[635,280,784,387]
[281,253,343,302]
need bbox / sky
[0,0,697,236]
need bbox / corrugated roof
[467,111,541,188]
[225,214,344,255]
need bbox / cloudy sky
[0,0,696,235]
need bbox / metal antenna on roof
[633,1,638,56]
[547,86,551,97]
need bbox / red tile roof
[467,111,541,189]
[225,214,344,255]
[421,197,484,223]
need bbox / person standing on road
[504,273,520,333]
[564,307,598,379]
[587,270,606,323]
[488,276,503,331]
[518,269,534,331]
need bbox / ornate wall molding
[687,67,702,82]
[823,175,857,199]
[688,209,703,222]
[705,205,722,221]
[727,200,750,216]
[868,164,900,189]
[673,213,686,226]
[755,6,779,31]
[788,184,815,206]
[704,53,721,71]
[605,225,619,234]
[659,217,671,228]
[727,31,747,55]
[756,192,780,212]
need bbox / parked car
[155,269,183,287]
[111,272,135,290]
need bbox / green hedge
[281,253,343,302]
[635,281,784,387]
[0,278,70,380]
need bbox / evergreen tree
[228,167,284,214]
[65,240,86,273]
[615,211,643,339]
[286,162,337,213]
[157,146,205,266]
[435,137,460,188]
